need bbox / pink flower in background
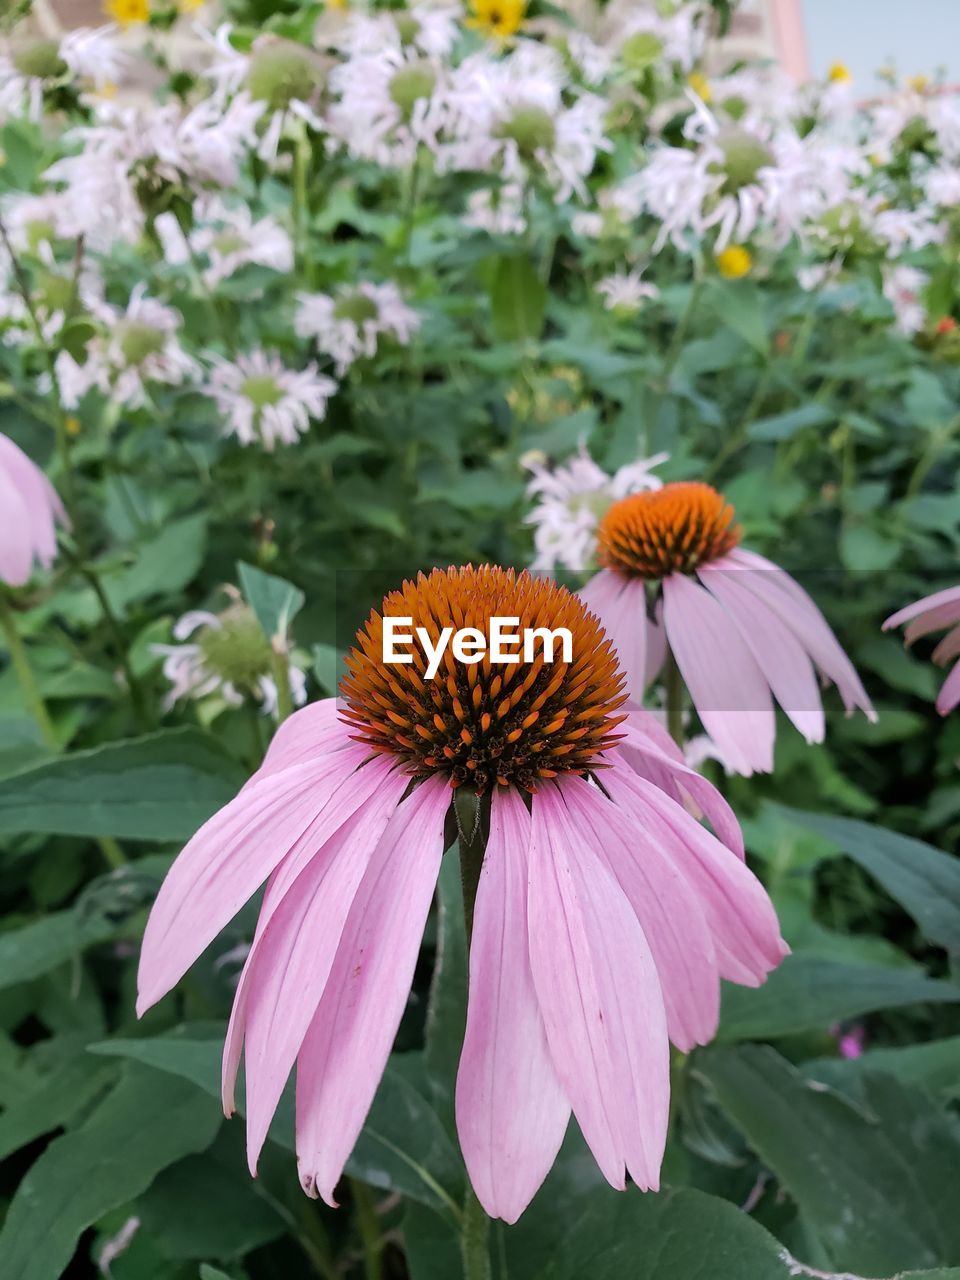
[579,481,876,776]
[137,566,786,1223]
[0,432,66,587]
[884,585,960,715]
[832,1023,866,1060]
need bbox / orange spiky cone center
[339,565,627,794]
[596,481,741,577]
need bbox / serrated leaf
[0,1062,221,1280]
[0,729,245,841]
[718,954,960,1041]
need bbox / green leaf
[311,642,346,695]
[237,561,305,645]
[747,403,834,442]
[490,255,546,343]
[0,1062,221,1280]
[804,1037,960,1102]
[718,955,960,1041]
[424,854,467,1137]
[0,1049,117,1161]
[840,523,901,571]
[0,729,245,841]
[136,1139,285,1260]
[773,808,960,952]
[107,514,208,610]
[93,1032,465,1218]
[701,1045,960,1274]
[708,279,769,353]
[0,911,118,992]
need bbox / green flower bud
[332,292,379,325]
[714,130,774,193]
[621,32,662,73]
[240,373,284,410]
[389,61,436,117]
[496,105,556,157]
[246,40,326,111]
[197,604,274,690]
[12,38,66,81]
[116,320,167,365]
[35,270,74,315]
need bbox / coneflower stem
[0,590,58,751]
[271,641,295,725]
[664,651,685,749]
[349,1177,384,1280]
[456,789,491,1280]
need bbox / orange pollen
[596,482,741,578]
[338,565,627,795]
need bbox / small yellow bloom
[828,62,852,84]
[467,0,526,40]
[65,416,81,437]
[98,80,118,99]
[687,70,712,103]
[105,0,149,25]
[326,0,350,9]
[177,0,206,11]
[907,74,930,93]
[715,245,752,280]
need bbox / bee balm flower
[137,566,785,1221]
[0,433,66,587]
[883,586,960,716]
[580,481,875,775]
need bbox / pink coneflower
[579,482,875,776]
[137,565,786,1223]
[883,585,960,715]
[0,432,66,587]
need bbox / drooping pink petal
[698,564,825,744]
[0,464,33,587]
[137,740,370,1015]
[561,776,719,1051]
[256,698,344,776]
[937,660,960,715]
[603,765,788,988]
[233,773,408,1172]
[455,787,570,1223]
[527,784,669,1192]
[661,572,776,775]
[931,626,960,668]
[295,777,452,1206]
[883,585,960,633]
[619,716,744,858]
[723,548,875,721]
[579,569,651,705]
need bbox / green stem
[350,1177,384,1280]
[0,591,58,750]
[456,790,491,1280]
[664,650,685,750]
[293,127,311,274]
[660,275,703,389]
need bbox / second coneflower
[579,480,876,775]
[137,565,785,1222]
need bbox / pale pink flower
[0,432,66,587]
[884,585,960,716]
[579,481,875,775]
[137,566,785,1222]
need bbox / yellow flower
[105,0,149,25]
[65,416,81,437]
[467,0,526,40]
[687,70,712,103]
[177,0,206,10]
[715,245,752,280]
[907,74,930,93]
[828,62,852,84]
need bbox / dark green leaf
[774,808,960,952]
[701,1045,960,1273]
[0,729,245,841]
[490,256,546,343]
[719,955,960,1041]
[804,1037,960,1102]
[747,403,834,442]
[0,1062,221,1280]
[424,854,467,1137]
